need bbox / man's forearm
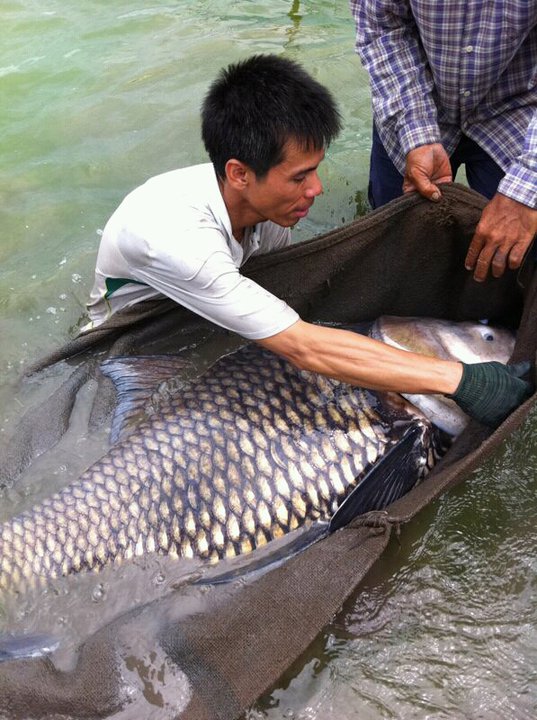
[258,320,462,394]
[497,110,537,211]
[351,0,440,172]
[258,319,533,428]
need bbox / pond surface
[1,2,536,718]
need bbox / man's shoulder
[101,162,231,260]
[136,163,217,197]
[112,163,224,228]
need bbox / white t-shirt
[83,164,299,339]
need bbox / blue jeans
[368,124,505,209]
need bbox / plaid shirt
[350,0,537,208]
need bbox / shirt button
[465,45,474,53]
[462,90,471,97]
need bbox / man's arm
[351,0,442,174]
[118,230,300,341]
[465,111,537,281]
[258,319,462,394]
[258,320,532,427]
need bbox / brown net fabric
[1,184,536,719]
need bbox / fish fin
[329,425,424,534]
[0,633,60,663]
[195,523,329,586]
[100,355,194,443]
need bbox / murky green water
[1,1,536,718]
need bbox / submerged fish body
[0,317,515,592]
[0,343,437,592]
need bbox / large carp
[0,318,515,594]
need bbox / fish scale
[0,344,436,593]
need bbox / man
[351,0,537,282]
[83,54,530,427]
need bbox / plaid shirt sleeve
[498,110,537,209]
[350,0,442,173]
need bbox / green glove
[450,361,534,428]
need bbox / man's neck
[232,226,245,243]
[218,176,258,243]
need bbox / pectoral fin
[329,425,424,533]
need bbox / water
[249,414,537,719]
[0,1,535,718]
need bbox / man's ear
[225,159,251,189]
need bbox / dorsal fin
[100,355,193,443]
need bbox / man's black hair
[201,54,342,179]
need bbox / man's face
[243,139,325,227]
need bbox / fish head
[370,316,516,436]
[371,316,515,364]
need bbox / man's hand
[465,193,537,282]
[403,143,452,201]
[451,361,533,428]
